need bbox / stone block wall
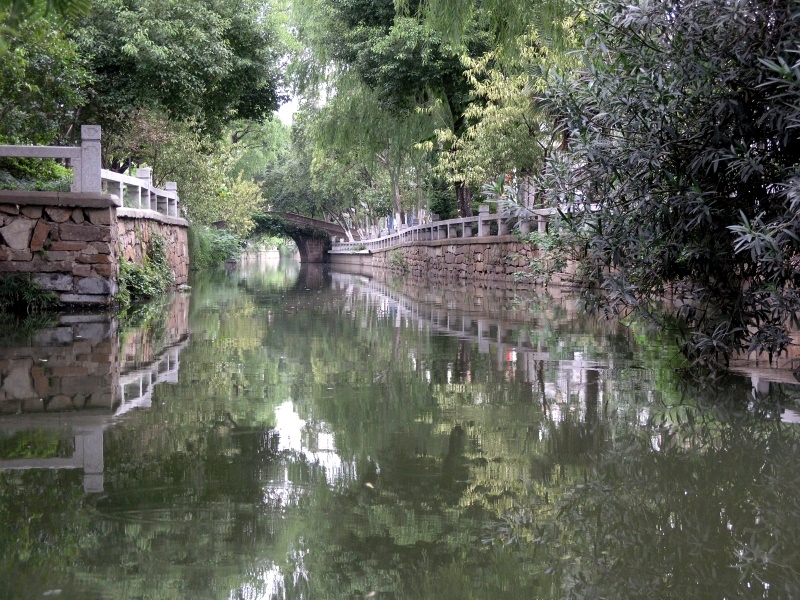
[0,192,120,305]
[117,209,189,285]
[331,237,577,285]
[0,192,190,305]
[361,237,540,284]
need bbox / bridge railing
[0,125,181,219]
[330,205,555,253]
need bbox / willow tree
[290,0,493,218]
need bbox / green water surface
[2,257,800,599]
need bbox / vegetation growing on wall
[117,233,173,306]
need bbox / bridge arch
[252,213,340,263]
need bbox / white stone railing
[0,124,181,219]
[0,124,103,193]
[330,205,555,253]
[102,167,180,218]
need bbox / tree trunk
[456,182,472,217]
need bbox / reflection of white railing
[0,336,190,493]
[330,205,555,254]
[331,273,608,398]
[116,338,189,417]
[0,417,106,493]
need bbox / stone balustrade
[0,126,189,304]
[330,205,554,254]
[0,125,103,193]
[102,167,181,218]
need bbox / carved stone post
[137,167,152,210]
[79,125,103,193]
[166,182,178,217]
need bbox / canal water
[2,256,800,599]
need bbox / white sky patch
[277,97,299,125]
[273,400,353,484]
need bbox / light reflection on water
[0,256,799,599]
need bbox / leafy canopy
[540,0,800,365]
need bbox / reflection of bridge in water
[0,296,190,492]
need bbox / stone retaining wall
[117,208,189,285]
[0,191,189,305]
[0,191,120,305]
[331,236,571,284]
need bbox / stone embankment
[331,236,572,285]
[0,192,120,304]
[117,209,189,285]
[0,191,189,306]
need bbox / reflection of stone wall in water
[119,293,190,369]
[330,260,582,321]
[0,293,190,415]
[0,294,191,492]
[0,315,120,414]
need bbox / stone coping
[0,190,121,208]
[116,207,188,227]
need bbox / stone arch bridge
[253,212,351,263]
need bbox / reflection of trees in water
[487,389,800,599]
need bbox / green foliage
[111,111,266,235]
[540,0,800,366]
[0,274,59,315]
[0,13,90,144]
[516,230,569,284]
[117,233,173,306]
[290,0,493,220]
[251,212,331,242]
[0,0,90,35]
[227,118,291,180]
[75,0,285,140]
[0,158,73,192]
[188,225,243,270]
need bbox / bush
[117,233,173,306]
[0,160,73,192]
[541,0,800,366]
[188,225,243,270]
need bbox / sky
[277,97,299,125]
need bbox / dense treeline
[3,0,800,362]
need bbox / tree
[291,0,492,219]
[0,0,89,52]
[540,0,800,366]
[75,0,286,151]
[0,14,90,145]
